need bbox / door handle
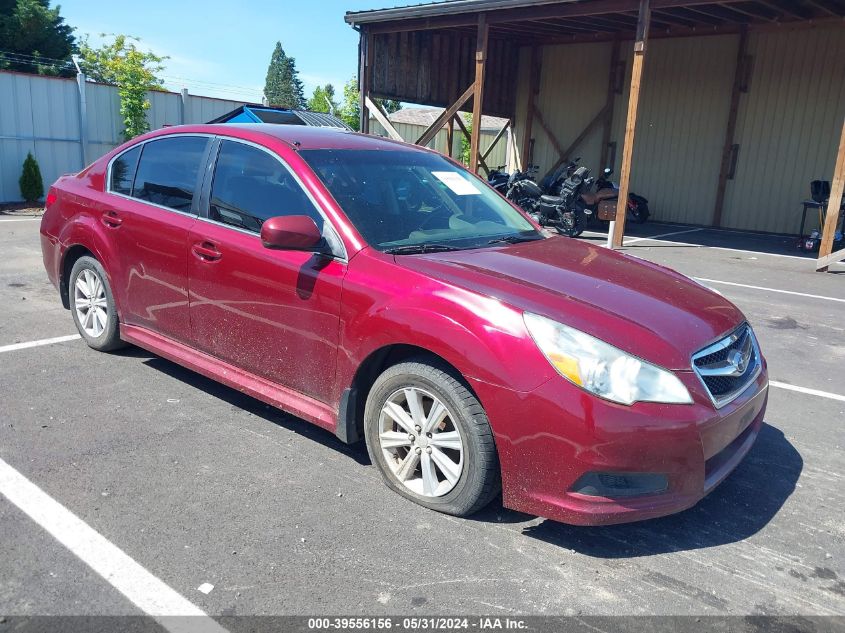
[192,241,222,262]
[101,210,123,228]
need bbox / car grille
[692,324,761,408]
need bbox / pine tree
[263,42,305,109]
[307,84,338,114]
[19,152,44,203]
[0,0,77,76]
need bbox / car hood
[393,237,745,371]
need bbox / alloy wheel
[74,268,108,338]
[378,387,465,497]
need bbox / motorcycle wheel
[629,202,650,224]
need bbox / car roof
[149,123,421,152]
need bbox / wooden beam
[470,13,489,173]
[359,31,373,134]
[541,103,610,182]
[611,0,650,249]
[415,83,475,146]
[712,27,749,227]
[481,120,510,161]
[454,113,492,175]
[446,115,455,157]
[533,104,566,163]
[521,45,541,170]
[600,38,622,169]
[817,116,845,272]
[365,96,404,142]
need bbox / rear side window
[132,136,208,213]
[110,145,141,195]
[209,140,323,233]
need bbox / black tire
[364,358,501,517]
[68,256,126,352]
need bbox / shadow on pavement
[113,346,373,466]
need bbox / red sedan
[40,124,768,525]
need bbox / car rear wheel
[69,256,125,352]
[364,359,500,516]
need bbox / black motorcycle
[525,165,593,237]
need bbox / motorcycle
[525,164,594,237]
[585,168,650,225]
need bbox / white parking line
[0,217,42,222]
[0,457,227,633]
[0,334,81,354]
[694,277,845,304]
[770,381,845,403]
[625,228,703,244]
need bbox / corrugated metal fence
[0,70,246,202]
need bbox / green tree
[78,34,166,141]
[459,113,472,165]
[339,76,361,130]
[263,42,305,109]
[0,0,76,76]
[339,76,402,131]
[307,84,338,114]
[19,152,44,203]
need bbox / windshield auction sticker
[432,171,482,195]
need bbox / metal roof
[345,0,577,25]
[207,105,351,130]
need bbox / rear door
[186,138,346,403]
[104,135,210,343]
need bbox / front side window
[209,140,323,233]
[132,136,208,213]
[300,149,540,252]
[109,145,141,195]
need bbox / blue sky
[60,0,400,101]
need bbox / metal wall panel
[0,72,81,202]
[721,25,845,235]
[533,41,611,182]
[0,71,247,202]
[512,27,845,235]
[609,34,737,227]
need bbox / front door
[187,139,345,403]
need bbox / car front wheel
[364,358,501,517]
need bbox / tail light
[45,188,58,209]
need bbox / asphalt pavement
[1,216,843,622]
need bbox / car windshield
[300,149,541,252]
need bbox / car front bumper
[469,364,768,526]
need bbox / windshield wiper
[383,243,464,255]
[486,234,544,246]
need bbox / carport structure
[344,0,845,270]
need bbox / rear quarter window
[109,145,141,196]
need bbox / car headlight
[523,312,692,405]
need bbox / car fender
[57,214,123,309]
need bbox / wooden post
[446,115,455,157]
[359,30,373,134]
[610,0,650,249]
[712,27,749,227]
[521,45,541,171]
[600,39,621,170]
[816,116,845,272]
[469,13,489,173]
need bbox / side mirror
[260,215,324,251]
